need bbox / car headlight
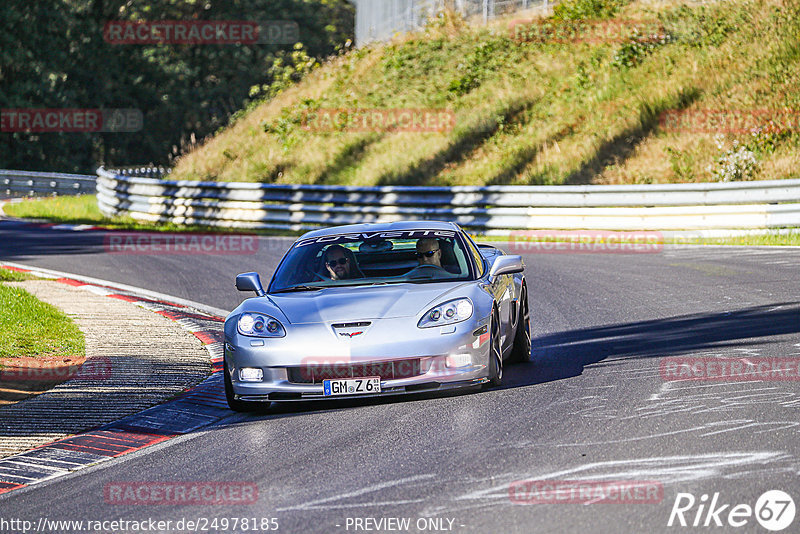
[418,298,473,328]
[237,312,286,338]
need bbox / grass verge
[3,195,110,226]
[2,195,303,236]
[0,271,86,404]
[0,278,84,363]
[0,269,33,282]
[696,233,800,246]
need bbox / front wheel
[486,310,503,387]
[224,359,269,413]
[508,285,532,364]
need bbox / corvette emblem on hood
[339,331,364,338]
[332,321,371,339]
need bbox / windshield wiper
[272,285,324,293]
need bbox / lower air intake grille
[287,359,422,384]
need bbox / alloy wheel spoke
[493,316,502,380]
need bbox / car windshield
[269,229,475,292]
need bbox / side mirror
[236,272,265,297]
[488,255,524,282]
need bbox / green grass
[170,0,800,186]
[3,195,109,226]
[3,195,303,236]
[0,269,33,282]
[697,233,800,246]
[0,281,85,362]
[4,195,210,232]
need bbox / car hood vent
[331,322,372,328]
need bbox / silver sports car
[223,221,531,411]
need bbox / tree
[0,0,354,173]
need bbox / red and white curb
[24,222,104,231]
[0,263,232,498]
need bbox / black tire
[486,309,503,387]
[509,285,532,364]
[224,359,268,413]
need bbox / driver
[323,244,361,280]
[416,238,443,268]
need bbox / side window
[464,235,485,277]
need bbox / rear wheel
[224,358,269,413]
[487,310,503,387]
[509,285,532,364]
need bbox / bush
[748,122,794,156]
[660,5,736,47]
[552,0,627,21]
[448,38,513,97]
[611,30,672,69]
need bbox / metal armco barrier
[1,170,96,198]
[96,167,800,232]
[348,0,553,46]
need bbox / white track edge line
[0,260,231,318]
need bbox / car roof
[297,220,461,240]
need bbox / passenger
[323,244,363,280]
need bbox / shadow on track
[0,220,108,259]
[221,302,800,421]
[502,301,800,389]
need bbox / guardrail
[96,167,800,233]
[1,170,96,198]
[349,0,553,46]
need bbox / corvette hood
[269,282,472,324]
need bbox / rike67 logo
[668,490,795,531]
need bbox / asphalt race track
[2,221,800,533]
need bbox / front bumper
[225,315,491,402]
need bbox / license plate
[323,377,381,396]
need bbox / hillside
[170,0,800,186]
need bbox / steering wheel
[307,270,329,281]
[407,264,447,278]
